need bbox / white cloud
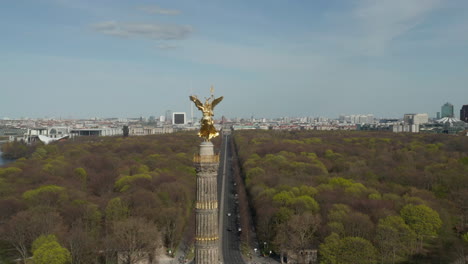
[352,0,442,54]
[138,5,181,15]
[92,21,193,40]
[317,0,443,57]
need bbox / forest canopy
[0,132,211,263]
[233,130,468,263]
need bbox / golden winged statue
[190,88,223,141]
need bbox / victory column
[190,87,223,264]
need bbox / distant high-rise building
[404,113,429,125]
[165,110,173,124]
[172,112,186,125]
[343,114,374,124]
[436,112,441,119]
[441,102,454,118]
[221,115,227,124]
[460,105,468,122]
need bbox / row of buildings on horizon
[1,102,467,144]
[0,111,196,144]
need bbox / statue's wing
[212,96,224,109]
[190,96,204,111]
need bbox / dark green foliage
[122,125,129,137]
[1,140,33,159]
[233,130,468,262]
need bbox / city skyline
[3,99,467,120]
[1,0,468,119]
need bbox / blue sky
[1,0,468,119]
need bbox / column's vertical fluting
[194,141,219,264]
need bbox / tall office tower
[460,105,468,122]
[165,110,173,124]
[194,142,219,264]
[441,102,454,118]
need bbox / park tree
[1,140,30,159]
[454,232,468,264]
[337,237,377,264]
[80,202,102,237]
[451,189,468,232]
[400,204,442,250]
[22,185,67,208]
[342,211,374,240]
[105,197,129,223]
[376,215,417,264]
[326,204,373,238]
[319,234,377,264]
[327,204,351,222]
[463,233,468,243]
[31,147,47,159]
[2,211,35,263]
[108,217,161,264]
[68,224,97,264]
[319,233,340,264]
[2,208,63,263]
[273,222,289,264]
[287,212,321,251]
[291,195,320,214]
[123,126,129,137]
[0,197,24,223]
[74,167,88,191]
[32,234,56,252]
[158,207,185,252]
[32,234,71,264]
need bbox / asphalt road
[219,133,245,264]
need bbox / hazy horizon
[1,0,468,119]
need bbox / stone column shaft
[194,141,219,264]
